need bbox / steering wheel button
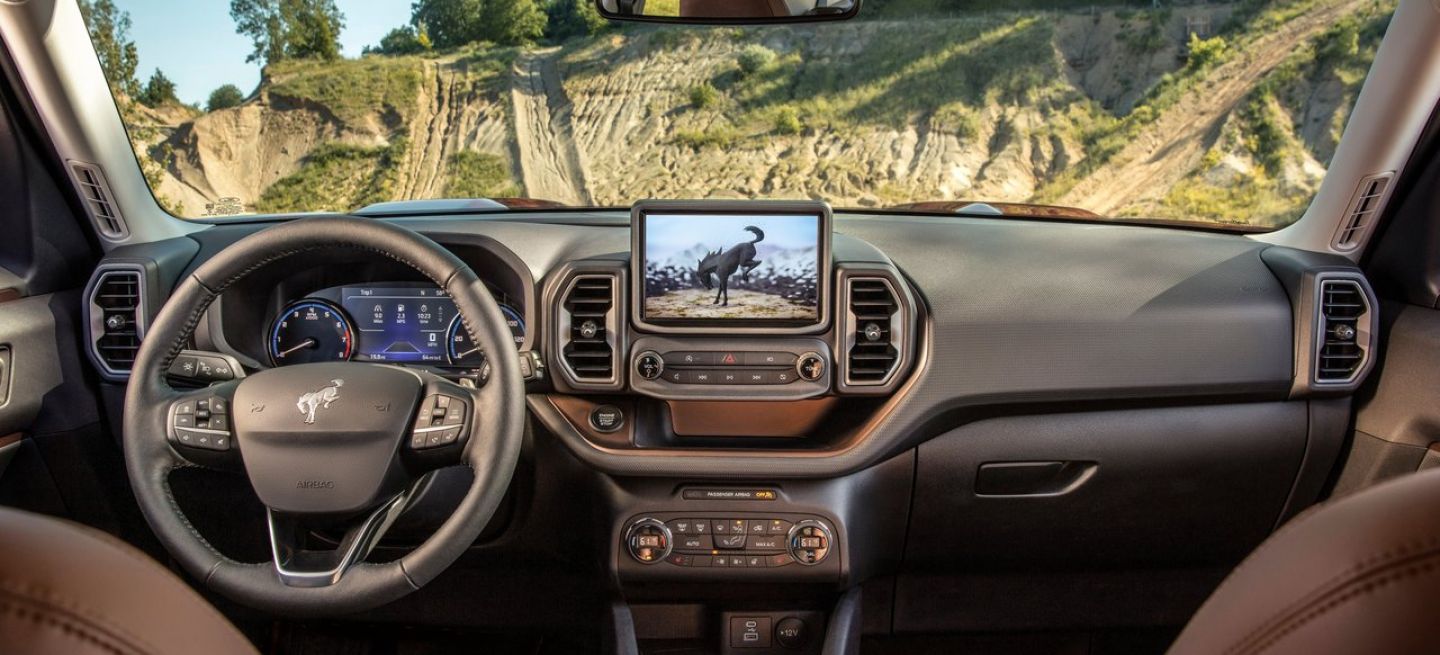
[209,398,228,414]
[174,414,196,429]
[439,428,460,444]
[174,401,195,415]
[434,395,450,409]
[209,416,230,431]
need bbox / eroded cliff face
[138,0,1385,227]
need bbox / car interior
[1,0,1439,653]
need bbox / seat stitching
[1220,535,1440,655]
[0,584,154,654]
[1242,553,1440,655]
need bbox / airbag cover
[233,363,421,514]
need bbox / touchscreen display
[641,213,821,324]
[340,287,456,363]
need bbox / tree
[545,0,607,41]
[207,84,245,111]
[482,0,547,45]
[230,0,345,66]
[137,69,178,107]
[77,0,140,97]
[365,25,432,55]
[411,0,484,49]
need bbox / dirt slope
[1057,0,1369,215]
[511,48,592,205]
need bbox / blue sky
[645,214,819,260]
[115,0,412,105]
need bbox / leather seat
[1169,468,1440,654]
[0,506,256,655]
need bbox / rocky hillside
[138,0,1392,228]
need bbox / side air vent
[88,267,146,376]
[845,277,902,385]
[559,274,617,383]
[1331,173,1391,251]
[1314,278,1371,384]
[69,161,129,240]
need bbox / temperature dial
[625,518,672,564]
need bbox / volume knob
[635,351,664,380]
[795,352,826,382]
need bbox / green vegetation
[206,84,245,111]
[736,45,776,77]
[268,56,425,125]
[255,140,406,213]
[136,69,179,107]
[230,0,345,65]
[411,0,547,48]
[78,0,139,97]
[445,151,523,198]
[645,0,681,17]
[772,106,803,135]
[545,0,608,41]
[689,82,720,109]
[365,25,433,55]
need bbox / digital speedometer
[269,300,354,366]
[447,304,526,367]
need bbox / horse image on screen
[643,214,820,321]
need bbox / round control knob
[795,352,826,382]
[787,519,832,566]
[635,351,664,380]
[625,517,672,564]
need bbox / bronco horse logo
[297,379,344,424]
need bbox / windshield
[84,0,1394,229]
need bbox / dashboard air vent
[1315,278,1369,384]
[69,161,129,240]
[560,274,616,381]
[1331,173,1391,251]
[89,268,145,374]
[846,278,900,384]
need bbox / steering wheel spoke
[165,380,243,468]
[402,374,481,472]
[266,488,413,588]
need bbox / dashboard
[83,199,1381,644]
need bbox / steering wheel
[122,216,524,616]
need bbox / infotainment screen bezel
[630,199,832,334]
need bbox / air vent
[560,274,617,382]
[69,161,129,240]
[846,278,901,384]
[1331,173,1391,251]
[1314,278,1370,384]
[89,268,145,375]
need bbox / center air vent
[1314,278,1371,384]
[559,274,617,383]
[845,278,901,385]
[88,267,146,376]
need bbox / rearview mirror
[597,0,859,24]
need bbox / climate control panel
[619,513,839,579]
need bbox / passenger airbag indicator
[682,488,778,501]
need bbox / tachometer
[269,300,355,366]
[447,304,525,366]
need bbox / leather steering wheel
[123,216,524,616]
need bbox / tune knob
[635,351,664,380]
[795,352,826,382]
[787,520,832,566]
[625,518,672,564]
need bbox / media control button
[663,369,688,384]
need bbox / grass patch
[255,140,406,213]
[445,151,522,198]
[269,57,425,126]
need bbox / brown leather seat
[1169,468,1440,655]
[0,506,257,655]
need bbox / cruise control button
[208,415,230,431]
[209,397,228,414]
[174,401,195,415]
[173,414,196,429]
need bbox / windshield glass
[85,0,1394,229]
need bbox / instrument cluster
[268,284,525,369]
